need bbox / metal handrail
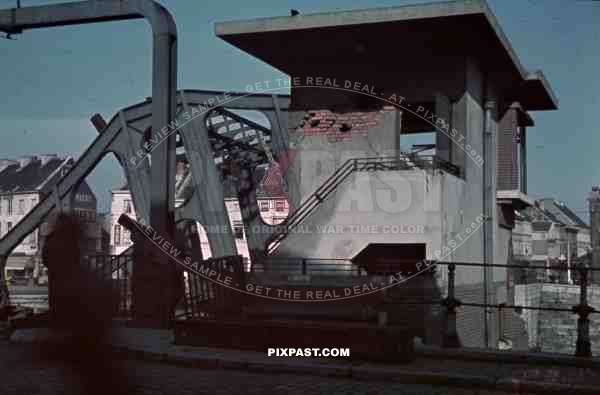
[265,155,461,254]
[250,257,597,356]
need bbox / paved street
[0,341,499,395]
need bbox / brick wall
[290,107,395,143]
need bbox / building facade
[0,155,101,284]
[215,0,560,349]
[109,162,289,268]
[513,199,590,284]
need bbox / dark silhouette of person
[42,213,129,394]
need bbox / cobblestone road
[0,341,498,395]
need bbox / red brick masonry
[292,108,396,142]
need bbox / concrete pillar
[450,57,488,348]
[264,95,290,158]
[451,100,466,175]
[435,92,452,163]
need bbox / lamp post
[573,261,594,357]
[559,253,567,284]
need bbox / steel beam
[117,112,151,223]
[183,90,290,111]
[0,0,177,253]
[0,86,290,282]
[179,92,237,257]
[0,2,177,319]
[90,113,151,222]
[0,121,122,257]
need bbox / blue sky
[0,0,599,217]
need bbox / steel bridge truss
[0,1,292,312]
[0,90,290,269]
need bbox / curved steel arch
[0,0,177,308]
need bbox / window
[6,198,12,216]
[7,222,12,232]
[28,231,36,246]
[124,199,132,214]
[532,240,547,255]
[233,224,244,240]
[18,199,25,215]
[260,201,269,212]
[114,225,122,246]
[123,229,131,244]
[77,193,90,202]
[31,198,37,210]
[275,200,286,212]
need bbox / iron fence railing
[44,252,599,357]
[83,254,132,318]
[177,255,245,320]
[250,257,599,357]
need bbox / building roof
[215,0,557,110]
[0,155,71,194]
[519,198,589,230]
[115,161,288,201]
[538,198,589,229]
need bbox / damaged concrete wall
[287,105,401,205]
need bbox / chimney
[18,155,36,168]
[39,153,58,166]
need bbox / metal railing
[178,255,245,320]
[265,154,460,254]
[82,254,132,318]
[62,251,598,357]
[250,257,599,357]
